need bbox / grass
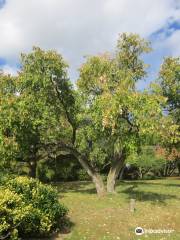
[55,178,180,240]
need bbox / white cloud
[1,64,18,75]
[0,0,179,80]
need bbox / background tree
[158,57,180,124]
[152,57,180,175]
[0,48,74,177]
[126,146,166,179]
[0,72,19,171]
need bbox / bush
[0,176,68,239]
[0,171,12,185]
[36,155,82,182]
[77,169,91,181]
[0,188,28,240]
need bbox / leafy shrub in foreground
[0,176,68,239]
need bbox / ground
[54,178,180,240]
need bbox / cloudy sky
[0,0,180,89]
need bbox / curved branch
[50,76,77,144]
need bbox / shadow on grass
[50,217,75,240]
[54,181,96,195]
[54,180,180,205]
[24,217,75,240]
[119,180,180,188]
[118,183,180,205]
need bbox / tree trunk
[107,152,126,193]
[52,142,106,196]
[177,161,180,176]
[65,146,106,197]
[139,167,143,179]
[92,173,106,197]
[119,164,125,180]
[163,162,167,177]
[78,154,106,197]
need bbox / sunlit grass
[55,178,180,240]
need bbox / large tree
[0,48,74,177]
[77,33,166,193]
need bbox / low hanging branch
[43,141,106,196]
[50,76,77,145]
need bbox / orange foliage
[155,146,180,161]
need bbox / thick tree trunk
[107,152,126,193]
[49,142,106,196]
[78,154,106,197]
[92,173,106,197]
[62,145,106,197]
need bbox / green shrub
[0,172,12,185]
[0,176,68,239]
[0,188,28,240]
[77,169,90,181]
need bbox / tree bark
[44,142,106,196]
[107,152,126,193]
[76,153,106,197]
[54,143,106,197]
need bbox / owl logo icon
[135,227,144,235]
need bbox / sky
[0,0,180,89]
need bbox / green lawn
[55,178,180,240]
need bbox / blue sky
[137,20,180,89]
[0,0,180,89]
[0,0,5,8]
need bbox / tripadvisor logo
[135,227,175,235]
[135,227,144,235]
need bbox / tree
[0,72,19,171]
[158,57,180,124]
[126,146,166,179]
[0,48,73,177]
[77,33,166,193]
[155,146,180,176]
[152,57,180,175]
